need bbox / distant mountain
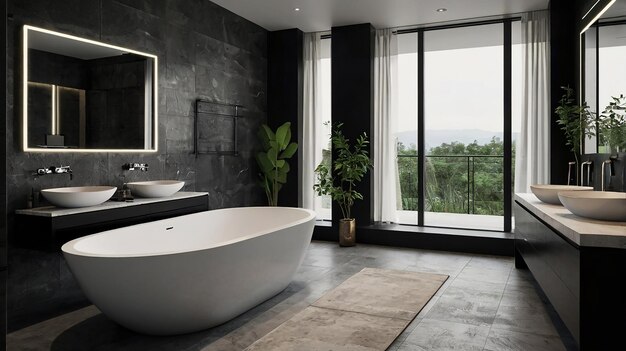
[395,129,520,151]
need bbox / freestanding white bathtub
[61,206,316,335]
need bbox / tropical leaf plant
[256,122,298,206]
[313,123,372,220]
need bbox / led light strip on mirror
[579,0,618,154]
[22,25,159,153]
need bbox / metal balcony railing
[397,154,505,215]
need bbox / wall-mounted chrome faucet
[567,162,576,185]
[35,165,73,180]
[123,163,149,171]
[581,161,593,186]
[601,158,616,191]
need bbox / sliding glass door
[423,24,505,231]
[395,20,518,232]
[314,37,333,220]
[396,32,419,225]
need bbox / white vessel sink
[41,186,116,208]
[530,184,594,205]
[558,191,626,222]
[126,180,185,198]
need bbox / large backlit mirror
[23,25,158,152]
[581,0,626,154]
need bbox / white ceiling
[210,0,549,32]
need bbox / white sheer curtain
[515,11,551,193]
[373,29,399,223]
[301,32,322,210]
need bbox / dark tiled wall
[1,0,7,346]
[331,24,374,226]
[6,0,267,330]
[582,153,626,192]
[267,29,303,207]
[549,0,579,185]
[87,55,147,149]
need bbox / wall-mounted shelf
[194,99,242,157]
[16,192,209,250]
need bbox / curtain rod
[314,12,529,39]
[596,17,626,26]
[394,17,521,34]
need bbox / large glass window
[598,23,626,153]
[424,24,504,231]
[315,37,332,220]
[396,32,419,225]
[584,26,598,154]
[512,20,522,228]
[583,22,626,154]
[395,21,519,231]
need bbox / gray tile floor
[7,241,577,351]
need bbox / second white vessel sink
[558,191,626,222]
[126,180,185,198]
[530,184,594,205]
[41,186,117,208]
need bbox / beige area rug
[245,267,448,351]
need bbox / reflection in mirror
[23,25,158,152]
[582,0,626,154]
[583,25,598,154]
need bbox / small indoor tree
[555,86,594,184]
[314,123,372,246]
[256,122,298,206]
[599,95,626,153]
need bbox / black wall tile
[582,152,626,192]
[113,0,167,18]
[1,3,8,345]
[6,0,268,331]
[164,23,195,65]
[267,29,303,207]
[550,0,579,184]
[331,24,374,225]
[13,0,101,39]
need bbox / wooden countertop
[515,193,626,249]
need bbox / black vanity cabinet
[514,194,626,350]
[16,192,209,250]
[10,192,209,329]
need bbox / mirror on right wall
[582,0,626,154]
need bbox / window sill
[313,222,513,256]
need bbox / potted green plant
[555,86,594,182]
[314,123,372,246]
[256,122,298,206]
[599,95,626,153]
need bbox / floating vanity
[16,191,209,250]
[514,193,626,350]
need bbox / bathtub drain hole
[166,227,173,230]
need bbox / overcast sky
[397,39,522,134]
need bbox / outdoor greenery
[312,125,515,218]
[397,137,513,216]
[599,94,626,153]
[314,123,372,220]
[256,122,298,206]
